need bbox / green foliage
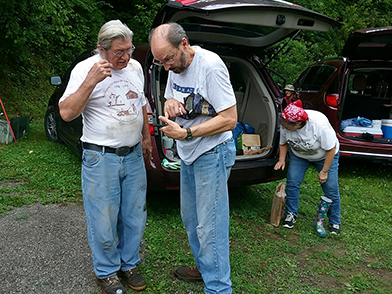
[0,0,107,117]
[0,0,167,117]
[1,0,392,116]
[0,0,105,71]
[0,119,82,214]
[101,0,167,43]
[268,39,316,86]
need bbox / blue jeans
[285,151,341,225]
[81,143,147,279]
[180,138,235,294]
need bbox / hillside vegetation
[1,0,392,118]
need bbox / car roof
[152,0,340,48]
[342,26,392,61]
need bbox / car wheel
[44,105,60,143]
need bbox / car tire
[44,105,60,143]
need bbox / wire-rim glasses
[108,45,136,57]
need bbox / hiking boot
[282,212,296,229]
[118,268,146,291]
[96,274,125,294]
[329,223,341,235]
[174,266,203,281]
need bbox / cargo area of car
[340,67,392,142]
[153,54,278,163]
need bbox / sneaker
[174,266,203,281]
[282,212,296,229]
[118,268,146,291]
[96,274,125,294]
[329,224,341,235]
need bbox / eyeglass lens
[112,45,135,57]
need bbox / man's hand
[59,59,113,122]
[163,98,187,118]
[158,115,187,140]
[142,138,152,163]
[87,59,113,84]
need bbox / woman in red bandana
[274,100,341,237]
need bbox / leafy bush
[2,0,392,117]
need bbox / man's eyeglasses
[108,45,136,57]
[153,48,179,66]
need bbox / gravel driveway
[0,202,101,294]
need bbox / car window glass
[348,68,392,98]
[326,74,339,94]
[297,66,320,90]
[297,65,336,91]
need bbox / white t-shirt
[279,110,339,161]
[59,54,146,148]
[164,46,236,165]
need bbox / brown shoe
[175,266,203,281]
[96,274,125,294]
[118,268,146,291]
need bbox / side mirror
[50,76,62,86]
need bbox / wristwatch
[185,127,193,141]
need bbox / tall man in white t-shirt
[149,23,237,294]
[59,20,151,294]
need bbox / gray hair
[93,20,133,54]
[148,22,188,48]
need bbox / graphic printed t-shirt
[279,110,339,161]
[59,54,146,148]
[164,46,236,165]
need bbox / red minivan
[295,27,392,162]
[45,0,339,190]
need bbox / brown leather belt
[82,142,138,156]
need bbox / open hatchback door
[152,0,340,47]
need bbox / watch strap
[185,127,192,140]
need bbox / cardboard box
[343,126,383,138]
[242,134,261,152]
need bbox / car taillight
[149,123,154,135]
[147,114,154,135]
[326,94,338,107]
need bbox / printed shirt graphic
[279,110,339,162]
[60,55,146,148]
[164,46,236,165]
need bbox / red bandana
[281,100,308,122]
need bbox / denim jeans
[285,151,341,225]
[81,143,147,279]
[180,138,235,294]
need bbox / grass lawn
[1,119,391,293]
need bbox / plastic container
[381,119,392,139]
[162,136,174,149]
[372,120,382,128]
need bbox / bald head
[149,23,194,73]
[149,23,188,48]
